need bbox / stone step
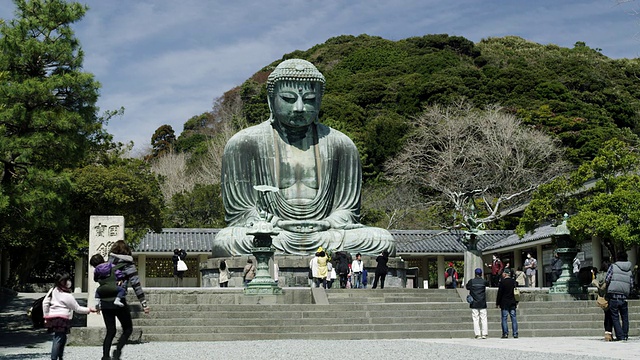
[138,327,610,342]
[132,301,637,312]
[131,314,640,327]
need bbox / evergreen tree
[0,0,108,285]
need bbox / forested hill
[182,34,640,181]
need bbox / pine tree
[0,0,107,284]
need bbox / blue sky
[2,0,640,154]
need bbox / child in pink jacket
[43,272,96,360]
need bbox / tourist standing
[496,268,518,339]
[351,253,364,289]
[445,262,458,289]
[467,268,489,339]
[43,273,96,360]
[336,251,350,288]
[326,262,336,289]
[524,253,537,287]
[593,260,613,341]
[242,259,256,287]
[172,248,187,287]
[219,259,230,287]
[485,253,504,287]
[551,251,563,284]
[573,256,581,277]
[362,268,368,289]
[98,240,150,360]
[317,249,329,289]
[605,252,633,341]
[372,250,389,289]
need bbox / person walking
[372,250,389,289]
[172,248,187,287]
[523,253,537,287]
[605,251,633,341]
[485,253,504,287]
[445,262,458,289]
[242,259,256,287]
[496,268,518,339]
[466,268,489,339]
[219,259,230,287]
[43,273,96,360]
[593,260,613,341]
[351,253,364,289]
[98,240,150,360]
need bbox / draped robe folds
[212,121,396,257]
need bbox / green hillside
[202,34,638,180]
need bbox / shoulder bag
[177,257,188,271]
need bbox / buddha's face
[272,80,321,129]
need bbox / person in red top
[444,262,459,289]
[485,253,504,287]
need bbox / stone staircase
[117,288,640,342]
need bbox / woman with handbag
[593,260,612,341]
[172,248,188,287]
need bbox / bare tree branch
[385,101,569,229]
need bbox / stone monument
[212,59,395,258]
[87,215,124,326]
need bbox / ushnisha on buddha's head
[267,59,326,129]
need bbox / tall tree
[148,124,176,160]
[0,0,108,285]
[385,101,569,231]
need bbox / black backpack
[28,289,53,329]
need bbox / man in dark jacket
[466,268,489,339]
[605,251,634,341]
[496,268,518,338]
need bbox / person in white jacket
[43,272,95,360]
[351,253,364,289]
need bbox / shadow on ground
[1,290,51,348]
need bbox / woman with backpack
[43,272,96,360]
[98,240,150,360]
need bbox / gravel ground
[0,337,637,360]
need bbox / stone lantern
[244,185,283,295]
[549,214,584,294]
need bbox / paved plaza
[0,337,638,360]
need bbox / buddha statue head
[267,59,326,130]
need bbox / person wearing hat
[444,262,458,289]
[496,268,519,338]
[466,268,489,339]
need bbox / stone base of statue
[549,247,584,294]
[201,255,407,288]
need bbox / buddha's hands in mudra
[276,219,331,233]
